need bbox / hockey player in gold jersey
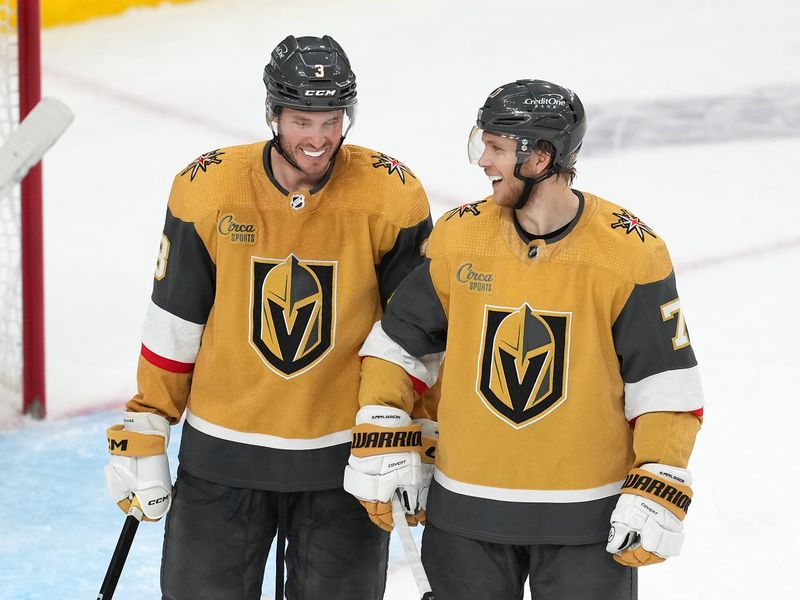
[103,35,432,600]
[344,80,704,599]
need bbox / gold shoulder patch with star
[181,149,225,181]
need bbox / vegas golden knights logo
[250,254,336,378]
[477,304,571,429]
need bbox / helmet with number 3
[263,35,357,122]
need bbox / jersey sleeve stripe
[141,300,204,364]
[186,409,352,450]
[434,468,624,503]
[141,343,194,373]
[624,365,704,421]
[359,321,443,388]
[410,376,429,395]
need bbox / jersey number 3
[154,233,170,281]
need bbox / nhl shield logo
[250,254,336,378]
[476,304,571,429]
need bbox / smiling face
[476,131,526,208]
[276,107,345,180]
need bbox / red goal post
[0,0,44,420]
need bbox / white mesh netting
[0,0,21,415]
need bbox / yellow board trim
[10,1,198,29]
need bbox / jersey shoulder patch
[343,144,417,183]
[443,199,488,221]
[179,149,226,182]
[427,196,499,259]
[169,142,262,220]
[589,195,672,284]
[338,144,429,227]
[608,206,659,243]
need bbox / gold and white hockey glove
[343,406,424,532]
[606,463,693,567]
[403,418,438,526]
[105,411,172,522]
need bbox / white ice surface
[1,0,800,598]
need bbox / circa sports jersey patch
[181,149,224,181]
[371,153,416,184]
[218,214,257,245]
[476,303,571,429]
[250,254,337,379]
[455,262,494,293]
[611,208,657,242]
[445,200,486,221]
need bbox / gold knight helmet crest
[261,255,323,362]
[250,254,336,378]
[478,303,571,428]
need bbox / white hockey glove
[606,463,693,567]
[400,419,438,526]
[343,405,423,532]
[105,411,173,521]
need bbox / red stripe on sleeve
[629,407,705,427]
[410,376,429,395]
[141,344,195,374]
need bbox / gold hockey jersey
[359,191,703,544]
[127,141,431,491]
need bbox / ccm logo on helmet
[148,495,169,506]
[304,90,336,97]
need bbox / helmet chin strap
[271,133,303,172]
[512,162,557,210]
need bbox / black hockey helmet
[468,79,586,208]
[264,35,357,121]
[468,79,586,169]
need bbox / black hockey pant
[160,469,389,600]
[421,522,637,600]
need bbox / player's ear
[532,147,553,174]
[520,147,551,177]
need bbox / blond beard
[492,177,525,208]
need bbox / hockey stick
[391,495,435,600]
[0,97,74,196]
[96,498,144,600]
[275,493,287,600]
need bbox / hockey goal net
[0,0,43,422]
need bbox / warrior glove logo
[477,304,571,428]
[250,254,336,378]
